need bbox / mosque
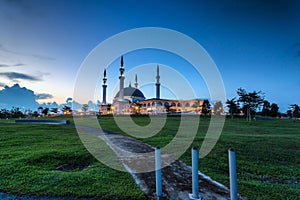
[98,56,206,115]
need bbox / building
[98,56,206,115]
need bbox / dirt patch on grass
[26,152,95,171]
[55,163,90,171]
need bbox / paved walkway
[76,125,246,200]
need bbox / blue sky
[0,0,299,112]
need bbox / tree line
[0,106,72,119]
[226,88,300,120]
[1,89,299,119]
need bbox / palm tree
[82,104,89,115]
[226,98,238,119]
[62,106,72,115]
[50,108,59,114]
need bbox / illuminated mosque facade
[99,56,205,115]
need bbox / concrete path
[76,125,246,200]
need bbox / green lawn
[99,115,300,200]
[0,123,145,199]
[0,116,299,199]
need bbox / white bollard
[192,147,199,199]
[155,147,162,197]
[228,148,238,200]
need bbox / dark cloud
[0,83,5,87]
[0,83,56,110]
[0,72,41,81]
[66,97,73,103]
[0,84,38,109]
[0,63,24,67]
[36,93,53,100]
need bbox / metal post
[228,148,238,200]
[155,147,162,197]
[192,147,199,199]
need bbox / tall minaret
[102,69,107,104]
[156,65,160,99]
[119,56,125,101]
[134,74,138,88]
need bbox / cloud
[0,45,24,56]
[0,63,24,67]
[0,83,5,87]
[32,54,56,61]
[0,83,38,109]
[0,45,55,61]
[0,72,41,81]
[36,93,53,100]
[66,97,73,103]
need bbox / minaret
[119,56,125,101]
[156,65,160,99]
[134,74,138,88]
[102,69,107,104]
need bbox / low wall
[15,119,70,125]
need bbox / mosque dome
[114,85,145,99]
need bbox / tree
[38,106,43,115]
[262,100,271,116]
[10,107,24,118]
[62,106,72,115]
[270,103,279,117]
[286,110,292,118]
[33,111,39,117]
[226,98,239,118]
[164,105,172,113]
[42,108,49,116]
[0,109,10,119]
[82,104,89,114]
[237,88,264,121]
[201,100,211,115]
[50,108,59,114]
[213,101,223,115]
[290,104,300,118]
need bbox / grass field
[0,123,145,199]
[0,116,299,199]
[99,115,300,200]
